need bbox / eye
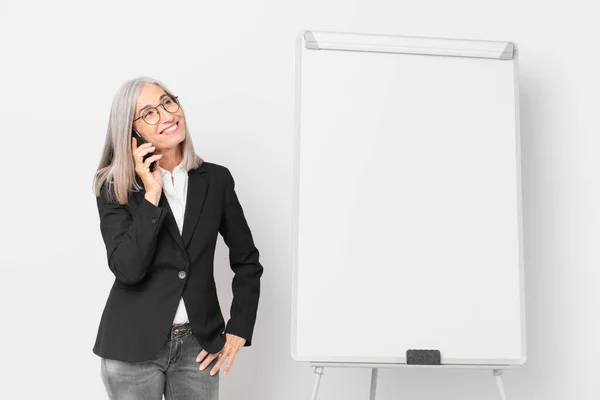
[144,109,157,118]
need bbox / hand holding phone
[132,129,157,172]
[131,131,163,196]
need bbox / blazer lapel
[181,165,209,249]
[132,162,209,252]
[158,192,185,251]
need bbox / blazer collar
[132,162,209,252]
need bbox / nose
[157,105,175,123]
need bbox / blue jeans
[100,323,219,399]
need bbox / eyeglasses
[133,95,180,125]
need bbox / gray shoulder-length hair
[92,76,203,205]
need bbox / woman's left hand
[196,333,246,376]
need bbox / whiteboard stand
[308,363,514,400]
[292,29,525,400]
[369,368,378,400]
[494,370,508,400]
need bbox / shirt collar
[159,160,186,177]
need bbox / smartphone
[132,128,156,172]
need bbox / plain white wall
[1,0,598,399]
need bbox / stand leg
[311,366,324,400]
[369,368,378,400]
[493,370,507,400]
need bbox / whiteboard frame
[290,30,526,367]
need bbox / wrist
[144,192,160,206]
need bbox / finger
[210,353,228,376]
[223,352,236,375]
[133,139,153,152]
[135,148,158,171]
[199,353,218,371]
[136,145,156,157]
[196,350,207,362]
[144,154,163,166]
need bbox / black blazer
[93,161,263,362]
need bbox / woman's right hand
[132,137,163,202]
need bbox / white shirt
[159,160,190,326]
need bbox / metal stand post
[309,364,511,400]
[311,366,324,400]
[493,369,508,400]
[369,368,378,400]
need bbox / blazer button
[178,271,187,279]
[151,217,158,223]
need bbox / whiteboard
[290,30,526,366]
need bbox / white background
[0,0,598,399]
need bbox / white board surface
[291,31,526,366]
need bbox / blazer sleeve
[219,168,264,347]
[96,183,168,285]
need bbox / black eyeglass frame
[133,95,180,125]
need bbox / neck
[157,146,182,174]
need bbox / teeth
[163,123,177,134]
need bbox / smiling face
[132,83,186,150]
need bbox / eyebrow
[138,94,170,114]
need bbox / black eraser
[406,349,441,365]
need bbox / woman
[92,76,264,400]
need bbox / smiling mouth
[160,121,179,135]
